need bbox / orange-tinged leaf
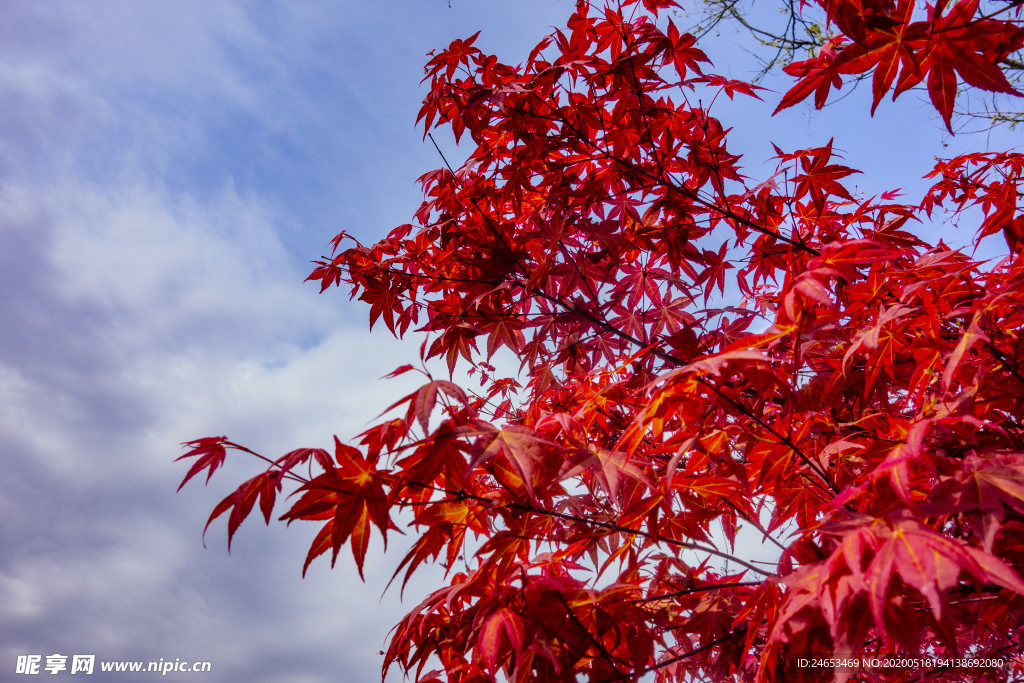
[302,518,336,577]
[559,445,654,500]
[464,424,555,500]
[619,495,664,529]
[478,608,525,675]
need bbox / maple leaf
[867,517,1024,629]
[772,0,1024,129]
[924,453,1024,552]
[941,313,989,391]
[477,316,527,358]
[279,443,390,578]
[203,470,282,550]
[477,608,526,676]
[773,38,848,114]
[426,323,482,377]
[460,423,556,500]
[831,0,922,115]
[663,20,710,78]
[558,445,654,500]
[693,241,734,304]
[176,436,229,490]
[913,0,1024,131]
[787,139,861,213]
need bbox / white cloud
[0,176,435,681]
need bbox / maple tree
[178,0,1024,680]
[680,0,1024,130]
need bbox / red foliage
[772,0,1024,130]
[179,0,1024,680]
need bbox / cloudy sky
[0,1,1016,681]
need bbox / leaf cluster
[178,1,1024,681]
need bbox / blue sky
[0,1,1017,682]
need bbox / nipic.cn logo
[15,654,211,675]
[16,655,95,675]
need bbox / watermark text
[16,655,211,675]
